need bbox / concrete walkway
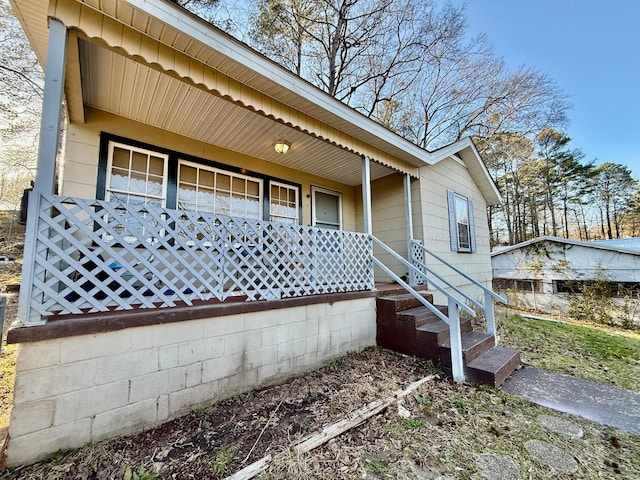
[502,366,640,435]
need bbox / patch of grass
[206,444,240,476]
[364,458,389,474]
[413,394,432,414]
[326,357,344,372]
[123,465,158,480]
[453,398,468,414]
[500,313,640,391]
[0,343,17,426]
[402,418,424,429]
[193,403,217,415]
[0,262,21,290]
[411,357,443,376]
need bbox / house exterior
[6,0,502,466]
[492,236,640,322]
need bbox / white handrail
[371,256,449,324]
[371,235,466,382]
[372,236,475,317]
[411,239,508,304]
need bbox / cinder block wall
[7,298,376,466]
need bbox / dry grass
[1,348,639,479]
[0,294,18,427]
[0,211,22,429]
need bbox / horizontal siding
[416,156,493,296]
[62,108,358,230]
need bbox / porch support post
[35,17,68,195]
[404,173,414,285]
[362,156,372,235]
[16,18,68,326]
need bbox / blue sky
[452,0,640,179]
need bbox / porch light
[274,141,291,154]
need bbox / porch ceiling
[78,40,395,186]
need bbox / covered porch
[14,0,426,326]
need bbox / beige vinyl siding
[62,108,357,230]
[416,156,492,301]
[355,173,411,282]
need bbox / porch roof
[11,0,498,192]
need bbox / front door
[312,187,342,230]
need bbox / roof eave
[491,235,640,257]
[123,0,431,168]
[429,137,502,206]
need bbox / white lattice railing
[20,193,374,323]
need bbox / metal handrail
[371,234,466,381]
[371,236,475,317]
[411,239,508,305]
[371,257,449,324]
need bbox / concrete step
[376,285,429,297]
[439,331,495,367]
[465,347,521,388]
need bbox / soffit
[10,0,409,184]
[60,0,429,169]
[80,40,394,185]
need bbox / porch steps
[376,290,520,387]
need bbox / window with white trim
[270,181,299,224]
[177,160,263,219]
[447,190,476,253]
[106,142,168,207]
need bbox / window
[177,160,262,219]
[106,142,168,207]
[270,181,299,224]
[447,190,476,253]
[494,278,541,292]
[99,135,301,223]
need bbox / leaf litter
[1,347,639,479]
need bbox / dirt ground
[2,346,639,480]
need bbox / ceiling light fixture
[274,140,291,154]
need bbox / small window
[270,181,299,224]
[494,278,541,292]
[177,160,263,219]
[447,190,476,253]
[106,142,168,207]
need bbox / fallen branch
[225,455,272,480]
[223,374,436,480]
[294,374,436,453]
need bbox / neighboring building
[7,0,503,466]
[492,236,640,318]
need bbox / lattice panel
[410,239,426,285]
[27,194,374,321]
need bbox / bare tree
[0,0,43,207]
